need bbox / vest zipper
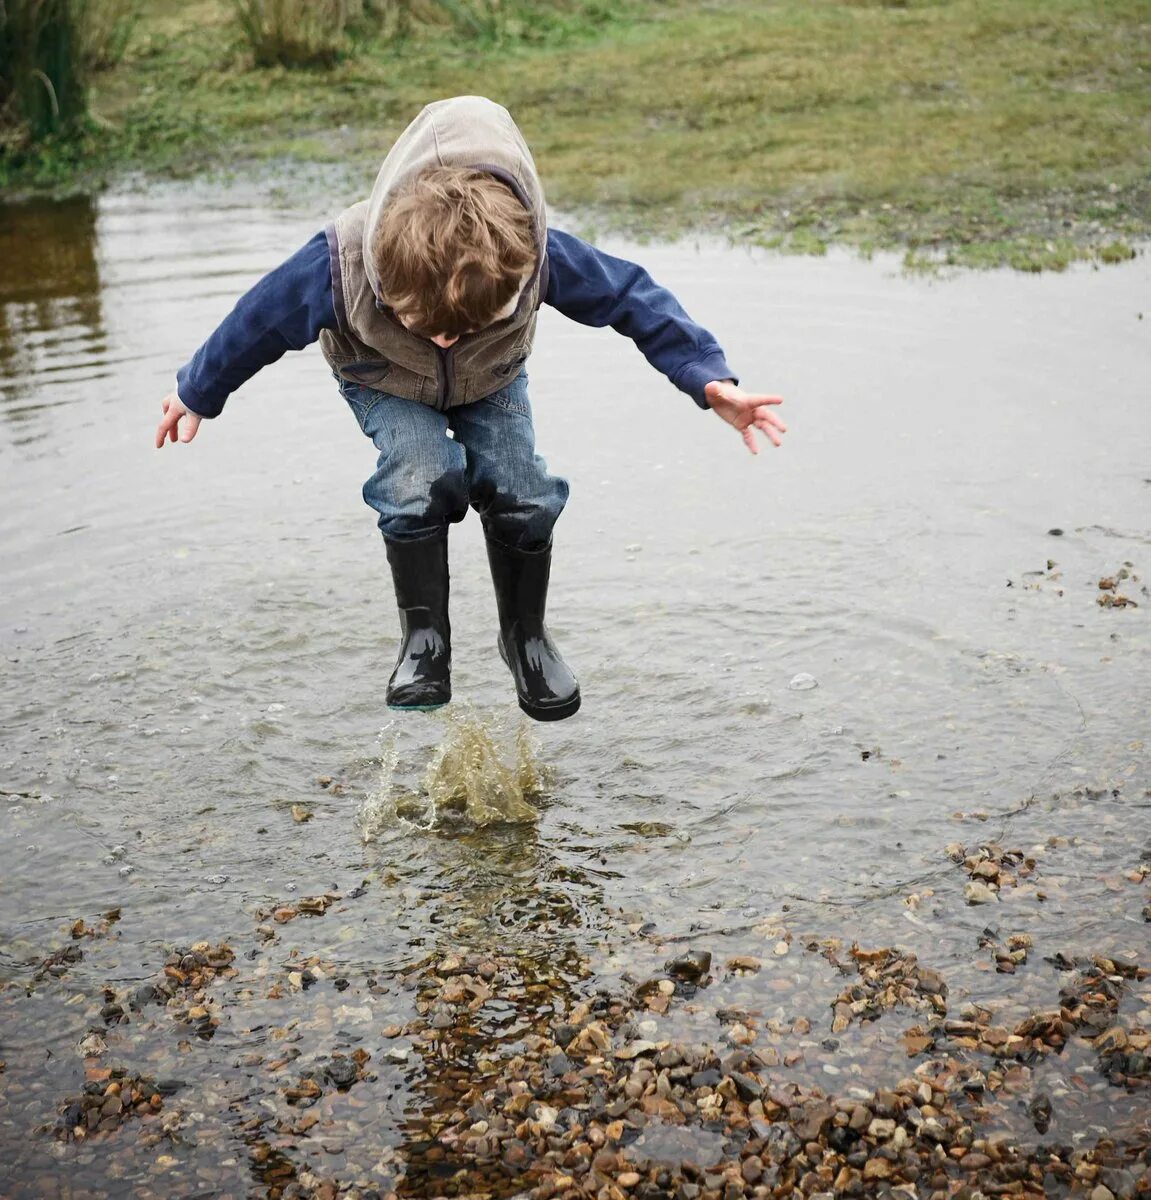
[435,341,462,411]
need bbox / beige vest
[319,97,548,410]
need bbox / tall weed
[0,0,89,143]
[80,0,140,71]
[232,0,628,68]
[233,0,364,67]
[0,0,135,145]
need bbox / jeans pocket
[338,378,383,432]
[484,370,530,417]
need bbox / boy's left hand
[155,392,202,448]
[704,380,786,455]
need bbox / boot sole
[517,692,581,722]
[498,637,580,721]
[387,701,450,713]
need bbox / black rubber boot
[486,536,580,721]
[384,531,451,711]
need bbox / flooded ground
[0,188,1148,1198]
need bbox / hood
[361,95,547,300]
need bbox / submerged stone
[666,951,712,984]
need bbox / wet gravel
[2,804,1148,1198]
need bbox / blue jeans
[339,371,569,550]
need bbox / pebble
[666,950,712,983]
[963,880,998,905]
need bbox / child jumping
[155,96,786,721]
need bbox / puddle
[1,187,1148,1195]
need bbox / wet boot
[384,531,451,711]
[486,536,580,721]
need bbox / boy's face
[387,274,530,349]
[390,316,468,348]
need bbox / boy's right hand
[155,392,202,448]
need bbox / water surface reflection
[0,197,106,441]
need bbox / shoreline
[5,162,1147,278]
[2,0,1149,273]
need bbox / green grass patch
[2,0,1149,269]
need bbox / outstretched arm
[544,229,785,453]
[155,230,336,448]
[544,229,733,407]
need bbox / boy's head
[372,165,536,343]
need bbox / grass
[2,0,1149,270]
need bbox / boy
[155,96,786,722]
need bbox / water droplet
[788,673,818,691]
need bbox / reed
[0,0,88,142]
[0,0,137,145]
[80,0,140,71]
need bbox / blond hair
[372,165,536,339]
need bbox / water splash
[424,710,542,826]
[355,724,402,844]
[356,711,545,842]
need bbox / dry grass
[232,0,362,67]
[81,0,141,70]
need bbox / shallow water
[1,188,1149,1195]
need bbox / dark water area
[0,188,1149,1197]
[0,197,107,435]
